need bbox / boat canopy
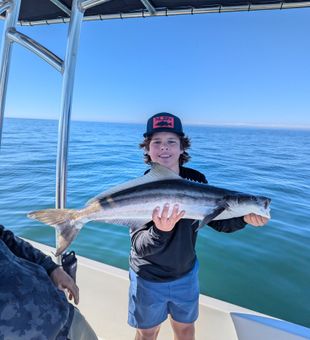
[1,0,310,25]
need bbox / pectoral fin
[196,204,228,231]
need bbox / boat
[1,1,310,339]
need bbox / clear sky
[1,7,309,128]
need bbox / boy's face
[148,132,183,171]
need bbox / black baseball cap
[143,112,184,137]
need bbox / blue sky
[1,7,310,127]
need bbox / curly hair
[139,135,191,165]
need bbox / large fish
[28,163,271,256]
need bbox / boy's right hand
[152,203,185,232]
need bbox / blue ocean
[0,117,309,328]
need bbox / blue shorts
[128,260,200,329]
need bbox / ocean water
[0,117,309,328]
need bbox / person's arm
[207,214,269,232]
[50,267,79,304]
[0,224,58,274]
[207,217,247,233]
[0,225,79,304]
[131,223,173,257]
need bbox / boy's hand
[50,267,79,304]
[152,203,185,232]
[243,213,269,227]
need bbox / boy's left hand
[243,213,269,227]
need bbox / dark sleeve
[207,217,247,233]
[130,222,173,257]
[0,225,59,275]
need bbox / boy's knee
[171,320,195,340]
[136,326,160,340]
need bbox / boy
[128,112,269,340]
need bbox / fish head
[226,194,271,219]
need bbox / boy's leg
[67,307,98,340]
[128,269,168,330]
[170,319,195,340]
[167,260,199,340]
[135,325,161,340]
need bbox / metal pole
[0,2,11,15]
[7,28,63,73]
[49,0,71,16]
[140,0,156,15]
[55,0,84,256]
[0,0,21,148]
[81,0,111,11]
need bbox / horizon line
[5,116,310,131]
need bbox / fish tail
[28,208,84,256]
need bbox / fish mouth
[263,207,271,218]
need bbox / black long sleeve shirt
[129,166,246,282]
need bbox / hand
[152,203,185,232]
[243,213,269,227]
[50,267,79,304]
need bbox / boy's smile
[148,132,183,173]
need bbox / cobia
[28,163,271,256]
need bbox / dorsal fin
[86,162,181,205]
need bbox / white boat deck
[27,239,310,340]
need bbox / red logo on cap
[153,116,174,129]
